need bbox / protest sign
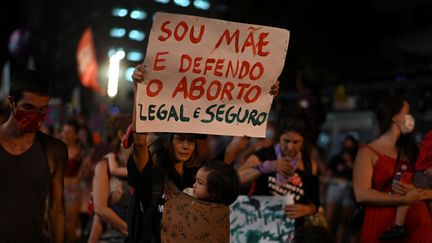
[135,12,289,137]
[230,196,294,242]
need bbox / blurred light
[108,48,116,57]
[107,51,125,97]
[112,8,128,17]
[111,107,120,115]
[125,67,135,82]
[116,50,125,59]
[130,9,147,20]
[108,47,125,58]
[155,0,170,3]
[127,51,143,62]
[193,0,210,10]
[129,30,145,41]
[318,133,330,146]
[174,0,190,7]
[110,28,126,38]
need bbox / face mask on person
[13,107,46,132]
[398,114,415,134]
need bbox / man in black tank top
[0,69,68,243]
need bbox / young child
[380,130,432,239]
[184,160,240,205]
[88,125,132,242]
[105,152,128,177]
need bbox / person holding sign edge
[126,63,280,242]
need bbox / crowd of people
[0,67,431,243]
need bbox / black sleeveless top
[0,132,51,243]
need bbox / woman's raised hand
[269,80,280,96]
[131,64,146,84]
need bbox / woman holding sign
[238,106,321,229]
[127,63,280,242]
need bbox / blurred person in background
[353,94,432,242]
[88,114,132,242]
[324,135,358,243]
[238,109,321,229]
[60,119,92,242]
[77,124,97,237]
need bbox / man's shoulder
[38,132,67,150]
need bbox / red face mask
[13,108,46,132]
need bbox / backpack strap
[37,131,54,175]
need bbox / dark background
[1,0,432,115]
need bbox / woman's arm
[238,153,295,184]
[237,154,263,184]
[92,161,128,235]
[284,203,316,219]
[88,214,105,243]
[131,64,150,172]
[224,136,250,165]
[353,146,426,206]
[132,133,149,172]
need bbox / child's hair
[201,160,240,205]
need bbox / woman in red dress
[353,95,432,243]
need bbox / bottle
[392,172,403,186]
[285,193,295,205]
[391,165,407,193]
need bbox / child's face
[193,168,210,200]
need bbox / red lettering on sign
[158,21,172,41]
[190,77,206,100]
[146,79,163,97]
[158,20,205,44]
[154,52,169,71]
[172,76,188,98]
[206,80,222,101]
[214,28,270,57]
[171,76,262,103]
[214,29,240,53]
[179,54,192,73]
[174,21,188,41]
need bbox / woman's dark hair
[152,133,200,168]
[375,95,419,163]
[276,106,312,144]
[107,114,131,154]
[375,95,405,135]
[342,134,359,158]
[79,125,95,148]
[64,119,80,134]
[201,160,240,205]
[10,69,52,102]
